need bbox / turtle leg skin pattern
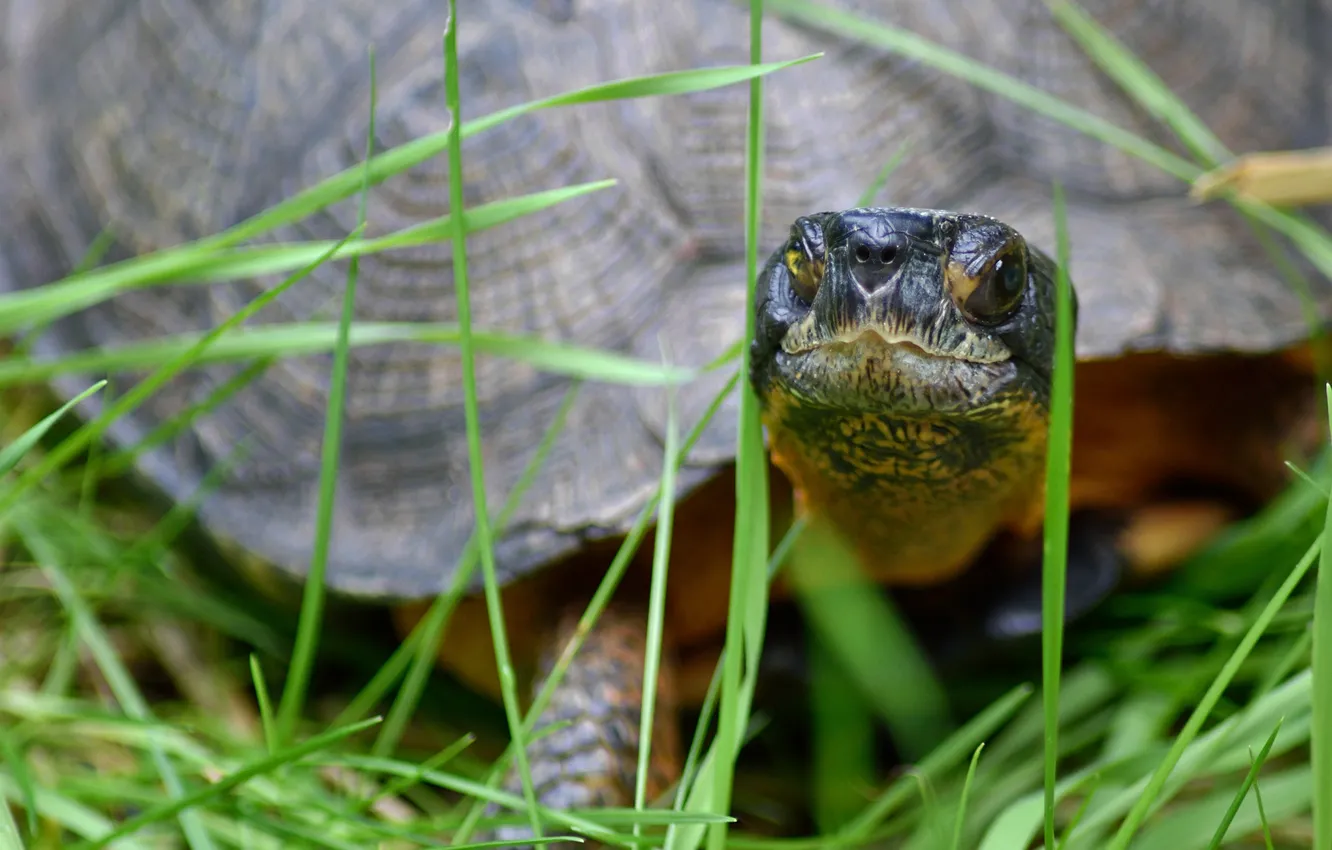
[489,605,682,846]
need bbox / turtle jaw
[769,321,1024,417]
[766,329,1024,417]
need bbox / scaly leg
[488,605,681,847]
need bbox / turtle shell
[2,0,1330,600]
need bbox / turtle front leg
[982,500,1237,640]
[490,605,681,845]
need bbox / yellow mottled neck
[765,393,1048,586]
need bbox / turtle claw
[982,513,1125,641]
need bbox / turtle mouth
[781,319,1014,366]
[770,323,1019,416]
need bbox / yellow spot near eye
[944,258,982,307]
[785,247,824,298]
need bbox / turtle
[3,0,1332,836]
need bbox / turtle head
[751,207,1064,416]
[748,207,1074,586]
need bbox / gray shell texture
[1,0,1330,599]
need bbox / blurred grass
[0,1,1327,849]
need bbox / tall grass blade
[0,786,22,850]
[0,322,692,390]
[0,728,35,842]
[1203,719,1283,850]
[0,181,614,337]
[0,381,106,476]
[454,371,740,844]
[0,228,360,524]
[789,525,951,758]
[1106,536,1324,849]
[635,347,681,839]
[765,0,1195,182]
[442,5,542,839]
[1313,383,1332,850]
[950,746,985,850]
[79,719,381,850]
[366,381,581,756]
[1043,0,1326,346]
[709,1,773,848]
[96,358,273,480]
[1041,182,1076,848]
[15,522,217,850]
[1042,1,1228,167]
[854,142,909,209]
[275,47,377,746]
[249,655,277,754]
[839,684,1033,842]
[809,638,875,833]
[204,59,816,251]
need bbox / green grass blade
[809,637,875,833]
[1043,0,1228,167]
[455,370,741,844]
[360,734,475,814]
[14,519,217,850]
[951,744,986,850]
[0,728,35,841]
[854,142,909,208]
[466,56,820,141]
[673,517,804,829]
[202,59,816,252]
[0,227,360,525]
[274,45,377,747]
[1056,777,1101,850]
[1042,182,1076,848]
[0,180,613,338]
[327,756,616,846]
[768,0,1332,290]
[249,656,277,755]
[1313,383,1332,850]
[188,180,617,284]
[78,718,381,850]
[979,769,1102,850]
[1251,759,1276,850]
[114,438,252,571]
[0,381,106,476]
[709,2,773,848]
[765,0,1196,182]
[96,358,273,480]
[0,783,22,850]
[1204,719,1283,850]
[634,349,681,838]
[442,7,541,839]
[76,380,110,520]
[838,684,1033,842]
[0,779,131,850]
[12,223,119,362]
[0,322,693,390]
[1043,0,1326,344]
[788,526,951,758]
[366,381,581,756]
[1106,536,1324,849]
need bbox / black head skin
[749,207,1076,586]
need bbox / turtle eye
[961,243,1027,324]
[784,217,825,303]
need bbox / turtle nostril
[847,230,908,295]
